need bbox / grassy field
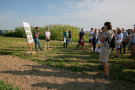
[0,80,18,90]
[0,36,135,83]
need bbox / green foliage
[0,80,19,90]
[3,24,82,41]
[3,31,15,37]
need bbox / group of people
[87,26,135,59]
[33,22,135,79]
[76,22,135,78]
[34,27,51,51]
[63,29,72,48]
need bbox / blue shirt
[133,34,135,44]
[34,30,39,39]
[122,32,128,41]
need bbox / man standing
[120,28,128,54]
[44,28,51,50]
[89,28,94,49]
[34,27,42,51]
[68,30,72,46]
[63,29,69,48]
[77,28,85,47]
[92,29,98,51]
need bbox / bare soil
[0,55,134,90]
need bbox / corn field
[4,24,89,42]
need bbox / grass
[0,80,18,90]
[0,36,135,83]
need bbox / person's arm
[99,36,105,43]
[89,32,92,36]
[96,32,98,38]
[35,32,41,37]
[127,34,133,38]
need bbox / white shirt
[89,31,94,39]
[45,31,51,37]
[116,33,123,42]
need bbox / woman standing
[68,30,72,46]
[44,28,51,50]
[116,28,123,58]
[77,28,85,47]
[63,29,69,48]
[99,22,113,78]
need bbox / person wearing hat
[116,28,123,58]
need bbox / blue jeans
[68,38,72,45]
[34,39,42,51]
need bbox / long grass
[4,24,87,42]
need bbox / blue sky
[0,0,135,30]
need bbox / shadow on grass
[31,81,110,90]
[0,64,98,79]
[1,64,135,89]
[0,51,13,55]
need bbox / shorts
[99,47,111,62]
[89,39,92,43]
[45,39,50,42]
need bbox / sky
[0,0,135,31]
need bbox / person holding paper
[34,27,42,51]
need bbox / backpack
[106,36,116,48]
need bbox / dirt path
[0,55,134,90]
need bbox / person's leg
[35,39,38,51]
[37,39,42,51]
[46,41,48,49]
[77,39,80,47]
[66,39,68,48]
[93,38,96,51]
[68,38,70,44]
[118,48,120,57]
[92,38,94,51]
[47,41,49,49]
[63,43,65,48]
[116,48,118,57]
[70,38,72,45]
[64,37,66,48]
[44,40,47,50]
[120,42,123,54]
[90,40,92,48]
[123,42,127,54]
[103,62,109,76]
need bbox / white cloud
[61,0,135,30]
[0,0,135,30]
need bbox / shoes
[101,74,109,79]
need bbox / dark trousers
[64,39,68,48]
[120,42,127,54]
[92,38,97,51]
[77,38,81,47]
